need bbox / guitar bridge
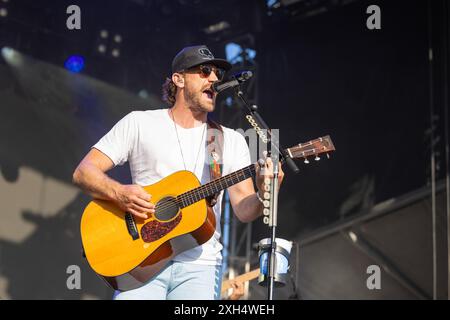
[125,212,139,240]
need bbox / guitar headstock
[285,135,335,164]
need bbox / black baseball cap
[171,45,232,73]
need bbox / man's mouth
[202,88,215,100]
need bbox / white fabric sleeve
[92,112,137,166]
[229,130,252,172]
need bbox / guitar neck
[177,164,256,208]
[221,269,260,293]
[175,134,336,209]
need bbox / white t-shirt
[92,108,251,266]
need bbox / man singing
[73,45,284,300]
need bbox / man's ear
[172,73,185,88]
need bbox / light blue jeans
[113,261,222,300]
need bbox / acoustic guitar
[80,136,335,291]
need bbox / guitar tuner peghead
[315,156,320,161]
[304,158,310,164]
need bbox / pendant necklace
[170,108,206,174]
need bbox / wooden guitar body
[80,170,216,291]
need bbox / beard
[183,83,215,113]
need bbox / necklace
[170,109,206,174]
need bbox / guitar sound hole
[155,196,180,221]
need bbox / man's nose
[209,71,219,82]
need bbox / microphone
[212,70,253,94]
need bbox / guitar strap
[206,118,224,207]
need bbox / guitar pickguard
[140,213,182,243]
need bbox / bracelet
[256,191,264,204]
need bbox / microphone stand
[234,85,299,300]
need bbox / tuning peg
[315,155,320,161]
[304,157,310,164]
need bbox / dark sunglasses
[188,64,225,81]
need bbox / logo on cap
[198,48,214,59]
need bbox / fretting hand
[255,153,285,198]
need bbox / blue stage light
[64,55,85,73]
[225,43,256,64]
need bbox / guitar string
[151,165,256,214]
[149,167,252,215]
[152,165,255,213]
[176,165,255,207]
[155,142,330,213]
[151,137,321,213]
[139,137,332,216]
[179,165,254,202]
[147,139,332,213]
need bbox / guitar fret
[226,175,234,187]
[177,164,255,209]
[188,192,195,205]
[182,194,189,206]
[245,166,252,178]
[219,179,225,190]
